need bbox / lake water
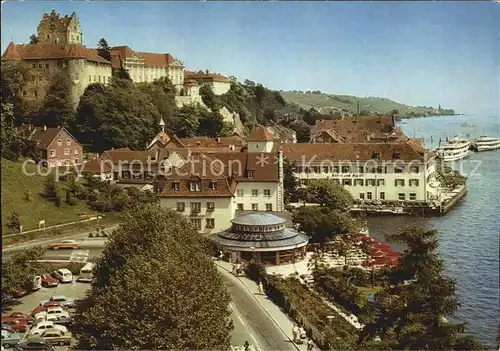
[367,114,500,347]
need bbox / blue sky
[2,1,499,115]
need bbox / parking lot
[2,278,91,350]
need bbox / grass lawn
[1,158,98,234]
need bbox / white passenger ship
[436,137,471,161]
[471,136,500,152]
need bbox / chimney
[205,69,209,75]
[43,125,47,131]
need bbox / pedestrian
[307,338,314,351]
[236,261,241,276]
[292,324,299,343]
[244,341,250,351]
[299,326,306,341]
[219,250,224,261]
[257,281,264,294]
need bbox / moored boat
[436,137,470,161]
[471,136,500,152]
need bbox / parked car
[1,325,15,334]
[36,329,71,347]
[34,308,69,322]
[1,329,21,349]
[44,316,73,328]
[7,313,33,324]
[31,303,67,317]
[46,240,81,250]
[9,290,27,299]
[0,319,27,334]
[14,337,54,351]
[39,296,74,308]
[29,321,67,336]
[40,275,57,288]
[52,269,72,284]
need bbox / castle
[1,10,231,108]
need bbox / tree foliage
[359,226,485,350]
[73,205,232,350]
[39,69,75,127]
[283,159,299,204]
[29,34,38,45]
[2,247,44,293]
[97,38,112,62]
[1,103,24,160]
[199,84,220,111]
[303,179,354,211]
[289,120,311,143]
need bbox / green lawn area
[1,158,96,234]
[357,285,383,302]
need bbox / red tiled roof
[185,70,230,83]
[208,152,279,182]
[29,127,63,149]
[111,46,179,68]
[280,143,426,163]
[101,150,157,164]
[179,136,247,148]
[81,158,113,173]
[2,43,111,64]
[249,125,273,142]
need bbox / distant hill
[280,91,455,118]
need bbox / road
[3,238,295,350]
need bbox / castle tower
[37,10,83,45]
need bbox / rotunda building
[210,213,309,266]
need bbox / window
[264,189,271,196]
[366,179,375,186]
[98,76,101,83]
[357,166,364,173]
[189,181,200,191]
[64,148,69,156]
[367,192,372,200]
[74,158,79,164]
[355,179,364,186]
[206,218,215,229]
[237,203,244,210]
[237,189,244,197]
[266,203,273,211]
[210,181,217,190]
[66,139,71,146]
[190,219,201,230]
[395,179,405,187]
[377,166,387,173]
[38,76,42,82]
[89,75,91,82]
[190,202,201,213]
[410,179,420,187]
[251,203,258,211]
[398,193,406,201]
[393,153,401,159]
[247,170,254,178]
[39,64,43,69]
[322,166,329,173]
[409,193,417,201]
[372,152,380,159]
[359,192,365,200]
[45,63,49,69]
[252,189,258,196]
[74,149,79,155]
[206,202,215,211]
[410,166,420,173]
[172,182,180,191]
[395,166,405,174]
[49,150,55,157]
[57,139,62,146]
[176,202,185,212]
[377,179,385,186]
[94,75,96,82]
[380,192,385,200]
[22,91,27,96]
[75,72,79,80]
[342,179,352,186]
[32,64,36,69]
[341,165,350,173]
[332,166,340,173]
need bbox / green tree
[113,67,132,81]
[1,61,36,125]
[359,226,485,349]
[39,69,75,127]
[292,206,360,243]
[289,120,311,143]
[97,38,112,62]
[43,176,59,202]
[24,188,33,202]
[1,247,44,294]
[283,159,299,203]
[29,34,38,44]
[199,84,220,111]
[243,79,256,86]
[1,103,24,161]
[7,210,21,231]
[198,111,228,137]
[73,205,232,350]
[305,179,354,211]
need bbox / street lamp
[250,246,256,264]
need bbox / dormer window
[393,153,401,159]
[172,182,180,191]
[189,181,200,192]
[210,181,217,190]
[371,152,380,159]
[247,170,254,178]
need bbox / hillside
[1,159,95,234]
[280,91,455,118]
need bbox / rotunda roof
[231,213,286,226]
